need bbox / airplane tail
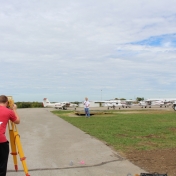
[43,98,50,107]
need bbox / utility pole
[101,90,102,101]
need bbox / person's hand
[12,104,17,110]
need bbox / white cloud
[0,0,176,101]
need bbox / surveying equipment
[140,173,167,176]
[7,96,30,176]
[7,96,14,109]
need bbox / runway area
[6,107,170,176]
[70,104,174,112]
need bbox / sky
[0,0,176,102]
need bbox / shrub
[15,102,43,108]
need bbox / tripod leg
[14,132,30,176]
[8,122,18,171]
[11,122,30,176]
[14,126,30,176]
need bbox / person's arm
[12,104,20,124]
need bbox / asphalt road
[6,108,146,176]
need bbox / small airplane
[104,100,123,109]
[172,101,176,111]
[139,100,162,108]
[139,98,175,108]
[43,98,78,110]
[103,100,132,109]
[122,100,133,108]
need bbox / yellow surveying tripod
[7,96,30,176]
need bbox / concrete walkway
[7,108,146,176]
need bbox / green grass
[52,110,176,152]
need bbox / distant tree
[31,102,43,108]
[71,101,79,105]
[15,102,43,108]
[136,97,144,102]
[114,98,119,100]
[120,98,126,100]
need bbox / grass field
[52,110,176,152]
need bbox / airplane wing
[69,103,78,107]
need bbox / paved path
[7,108,146,176]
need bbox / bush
[15,102,43,108]
[136,97,144,102]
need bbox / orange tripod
[7,96,30,176]
[8,121,30,176]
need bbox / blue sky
[0,0,176,102]
[132,34,176,47]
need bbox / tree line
[15,102,43,108]
[15,98,145,108]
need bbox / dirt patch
[114,111,142,114]
[169,127,176,132]
[67,113,78,117]
[114,110,171,114]
[126,149,176,176]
